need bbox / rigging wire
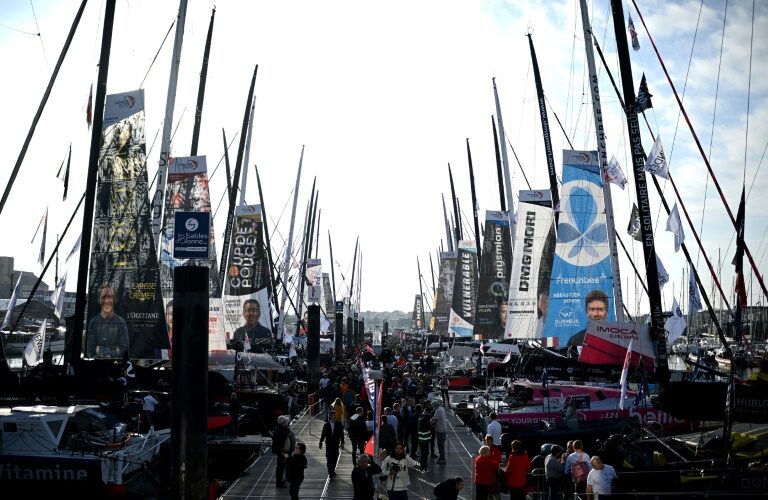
[137,19,175,89]
[0,23,39,36]
[698,0,728,268]
[29,0,50,74]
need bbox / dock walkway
[220,405,480,500]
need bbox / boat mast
[238,96,257,205]
[579,0,625,323]
[610,0,669,385]
[190,7,216,156]
[491,116,506,212]
[71,0,117,370]
[217,65,258,293]
[526,34,560,223]
[448,164,462,247]
[348,237,359,344]
[441,194,454,252]
[151,0,188,248]
[295,181,317,335]
[255,164,279,324]
[278,147,304,338]
[417,257,425,330]
[466,139,482,263]
[492,79,516,231]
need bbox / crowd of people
[268,340,617,500]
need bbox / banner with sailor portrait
[86,90,168,359]
[543,151,616,347]
[505,191,554,340]
[433,251,457,337]
[474,211,512,340]
[448,240,478,338]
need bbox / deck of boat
[220,405,481,499]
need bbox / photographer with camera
[380,442,420,500]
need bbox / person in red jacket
[484,434,502,465]
[474,445,500,500]
[504,440,531,500]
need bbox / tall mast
[278,146,304,338]
[491,116,506,212]
[329,231,337,303]
[429,253,436,297]
[466,139,482,262]
[314,209,322,259]
[579,0,625,323]
[348,237,359,319]
[448,164,461,246]
[296,180,316,335]
[441,194,454,252]
[217,65,258,292]
[610,0,669,385]
[255,164,279,316]
[492,78,516,226]
[526,34,560,223]
[71,0,117,369]
[417,256,424,323]
[238,95,256,205]
[151,0,188,248]
[190,7,215,156]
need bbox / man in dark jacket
[348,407,367,465]
[379,415,397,457]
[319,413,345,477]
[271,415,291,487]
[407,403,422,459]
[434,476,464,500]
[285,442,307,500]
[351,453,382,500]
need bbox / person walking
[417,405,432,471]
[431,400,448,463]
[439,376,450,406]
[504,440,530,500]
[407,403,421,459]
[351,453,382,500]
[348,407,367,465]
[319,413,345,477]
[380,442,420,500]
[474,445,500,500]
[544,445,565,500]
[486,412,502,446]
[586,455,617,496]
[272,415,291,487]
[380,415,398,457]
[333,397,347,425]
[484,434,502,464]
[142,391,159,431]
[285,442,307,500]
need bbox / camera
[389,463,401,474]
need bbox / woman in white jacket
[380,442,421,500]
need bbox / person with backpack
[563,440,592,495]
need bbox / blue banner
[543,150,615,347]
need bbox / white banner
[644,136,669,179]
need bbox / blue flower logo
[555,182,609,265]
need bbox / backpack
[571,452,589,484]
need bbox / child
[285,442,307,500]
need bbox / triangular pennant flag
[86,83,93,128]
[619,339,634,410]
[605,156,627,189]
[1,273,23,330]
[665,203,685,252]
[628,13,640,51]
[688,263,702,312]
[628,203,643,242]
[656,254,669,288]
[636,74,653,113]
[23,319,48,367]
[62,143,71,201]
[38,207,48,268]
[66,234,81,262]
[664,298,687,344]
[53,272,68,320]
[643,136,669,179]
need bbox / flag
[656,254,669,288]
[732,187,746,342]
[628,13,640,51]
[66,234,81,262]
[62,144,71,200]
[619,339,634,410]
[665,203,685,252]
[86,83,93,128]
[23,319,48,367]
[605,156,627,189]
[1,273,23,330]
[644,136,669,179]
[636,74,653,113]
[53,272,67,319]
[664,298,687,343]
[628,204,643,242]
[37,207,48,267]
[688,263,702,312]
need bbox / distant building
[0,256,51,298]
[0,256,64,329]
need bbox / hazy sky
[0,0,765,314]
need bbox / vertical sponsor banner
[305,259,322,303]
[86,90,168,359]
[543,150,615,346]
[474,211,512,340]
[433,252,457,337]
[222,205,273,345]
[323,273,334,333]
[505,191,554,339]
[158,156,227,353]
[411,294,425,331]
[448,240,478,338]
